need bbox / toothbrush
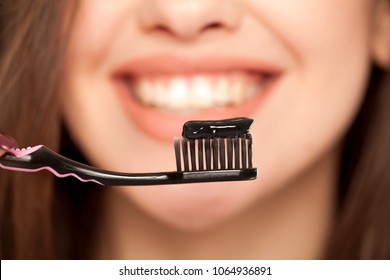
[0,118,257,186]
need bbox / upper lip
[111,54,283,78]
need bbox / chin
[117,180,261,232]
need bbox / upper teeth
[129,73,264,112]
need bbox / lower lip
[112,77,277,142]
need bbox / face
[63,0,387,230]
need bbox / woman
[0,0,389,259]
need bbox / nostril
[153,22,224,37]
[138,0,242,40]
[154,24,171,34]
[202,22,224,31]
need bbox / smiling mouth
[119,71,275,113]
[111,55,281,141]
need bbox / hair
[0,1,389,259]
[326,65,390,259]
[0,0,85,259]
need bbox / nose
[138,0,242,41]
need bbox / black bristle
[198,139,204,171]
[219,138,226,169]
[182,138,190,171]
[205,138,212,170]
[241,135,247,169]
[227,137,233,169]
[213,138,219,170]
[174,138,182,172]
[190,139,196,171]
[248,134,253,168]
[234,136,240,169]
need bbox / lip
[111,55,282,142]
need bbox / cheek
[250,0,373,52]
[67,0,138,67]
[248,0,373,192]
[248,0,374,77]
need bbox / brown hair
[0,0,77,259]
[0,1,389,259]
[326,66,390,259]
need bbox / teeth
[214,77,229,106]
[130,73,265,112]
[190,76,213,109]
[137,79,152,105]
[231,79,244,105]
[169,78,189,110]
[155,82,166,107]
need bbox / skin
[62,0,390,258]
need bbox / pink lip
[111,55,282,142]
[112,55,282,76]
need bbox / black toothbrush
[0,118,257,186]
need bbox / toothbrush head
[174,117,254,172]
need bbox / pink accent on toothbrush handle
[7,145,43,157]
[0,163,103,185]
[0,132,18,150]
